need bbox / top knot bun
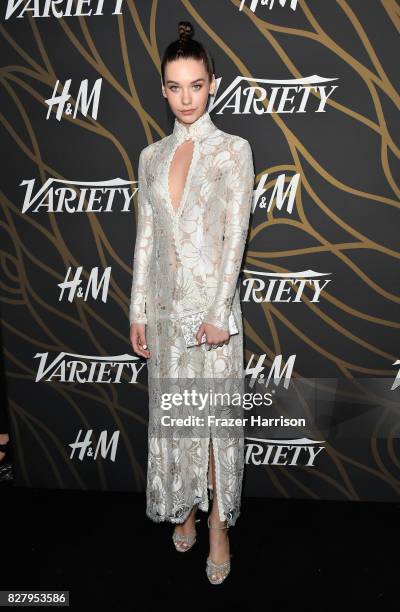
[178,21,194,42]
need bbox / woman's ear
[210,74,216,96]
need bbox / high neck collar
[172,110,216,144]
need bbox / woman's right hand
[130,323,151,358]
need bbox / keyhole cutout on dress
[168,139,195,214]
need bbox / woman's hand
[130,323,151,358]
[196,322,230,348]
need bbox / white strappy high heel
[206,516,232,584]
[172,517,201,552]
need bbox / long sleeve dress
[129,110,255,527]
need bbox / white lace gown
[129,110,255,526]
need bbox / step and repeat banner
[1,1,399,500]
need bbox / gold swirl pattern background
[0,1,399,499]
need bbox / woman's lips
[181,109,195,115]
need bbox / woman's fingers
[196,323,231,348]
[195,322,206,345]
[138,332,151,357]
[202,323,230,348]
[131,328,150,358]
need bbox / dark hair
[161,20,214,85]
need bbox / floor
[1,479,399,611]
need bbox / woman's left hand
[196,322,229,348]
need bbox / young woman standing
[129,21,255,585]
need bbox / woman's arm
[129,148,154,325]
[203,138,255,332]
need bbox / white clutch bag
[179,309,239,348]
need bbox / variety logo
[239,0,298,11]
[69,429,120,462]
[245,436,325,466]
[392,359,400,391]
[210,75,338,114]
[45,78,102,121]
[254,172,300,213]
[4,0,124,20]
[33,352,146,383]
[19,177,137,213]
[58,267,112,302]
[242,270,332,304]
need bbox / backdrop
[1,0,399,501]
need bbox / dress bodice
[129,110,255,330]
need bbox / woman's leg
[0,432,9,461]
[208,440,230,578]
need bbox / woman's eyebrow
[166,78,205,85]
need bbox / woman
[0,342,12,482]
[129,21,255,585]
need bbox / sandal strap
[172,530,196,544]
[207,516,229,530]
[206,556,231,570]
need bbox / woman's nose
[181,92,192,104]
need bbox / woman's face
[162,57,215,125]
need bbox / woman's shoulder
[139,140,163,160]
[221,132,253,164]
[218,129,252,153]
[216,131,254,178]
[138,140,165,174]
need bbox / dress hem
[145,498,241,528]
[145,498,209,525]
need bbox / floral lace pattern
[129,111,255,526]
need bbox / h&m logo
[45,78,102,121]
[69,429,120,462]
[239,0,298,12]
[58,267,112,303]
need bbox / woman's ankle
[209,511,227,528]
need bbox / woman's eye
[169,85,202,92]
